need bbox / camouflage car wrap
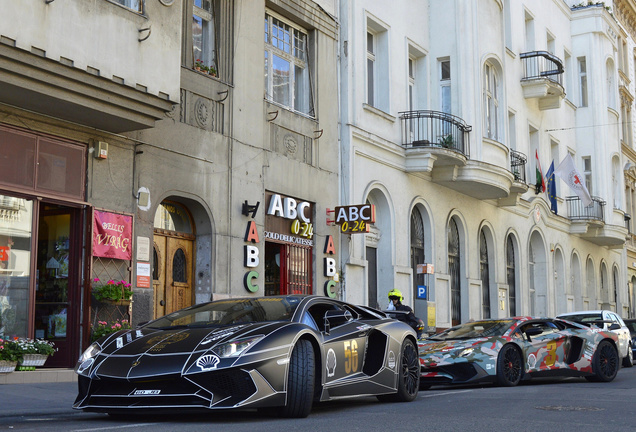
[418,317,620,388]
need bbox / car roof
[557,310,610,316]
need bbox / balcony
[520,51,565,110]
[566,196,627,247]
[400,110,470,173]
[400,110,516,200]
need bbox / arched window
[506,235,516,316]
[480,230,490,318]
[410,209,425,295]
[448,219,461,325]
[484,61,500,141]
[529,242,535,315]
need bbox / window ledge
[362,103,396,123]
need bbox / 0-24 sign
[334,204,375,234]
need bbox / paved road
[1,367,635,431]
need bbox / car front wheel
[496,344,522,387]
[279,339,315,418]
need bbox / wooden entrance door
[152,233,194,318]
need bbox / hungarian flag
[535,150,546,194]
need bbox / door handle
[160,300,165,306]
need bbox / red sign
[92,210,132,260]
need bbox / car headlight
[75,342,102,374]
[459,348,474,358]
[78,342,102,363]
[214,335,263,358]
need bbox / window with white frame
[264,12,313,116]
[564,50,572,100]
[483,62,499,141]
[578,57,588,107]
[583,156,592,195]
[112,0,142,12]
[440,59,451,114]
[367,31,376,107]
[366,17,389,112]
[407,44,426,111]
[193,0,218,76]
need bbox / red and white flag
[554,153,592,207]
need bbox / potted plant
[91,319,132,342]
[15,338,55,369]
[439,134,454,148]
[0,337,22,373]
[92,278,133,306]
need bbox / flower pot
[101,299,131,306]
[0,360,17,373]
[20,354,48,367]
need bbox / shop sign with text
[92,210,132,260]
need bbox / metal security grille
[91,257,131,325]
[480,231,490,319]
[506,236,516,316]
[284,243,312,295]
[448,219,461,325]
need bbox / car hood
[83,322,288,380]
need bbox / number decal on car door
[344,340,359,374]
[545,340,557,366]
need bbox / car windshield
[144,297,302,329]
[428,320,515,340]
[559,313,604,327]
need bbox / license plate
[134,390,161,395]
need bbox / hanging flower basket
[100,298,132,307]
[0,360,17,373]
[20,354,49,367]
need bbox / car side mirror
[323,309,353,335]
[609,323,620,331]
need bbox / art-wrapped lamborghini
[74,295,419,418]
[418,317,620,389]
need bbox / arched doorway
[448,218,461,326]
[152,201,195,318]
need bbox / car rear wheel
[586,340,619,382]
[622,343,633,368]
[377,339,419,402]
[279,339,315,418]
[495,344,522,387]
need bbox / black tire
[495,344,522,387]
[622,343,633,368]
[279,339,315,418]
[586,340,619,382]
[377,339,420,402]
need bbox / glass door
[35,203,80,367]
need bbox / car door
[519,320,570,373]
[307,302,370,394]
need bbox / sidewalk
[0,369,78,418]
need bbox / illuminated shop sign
[333,204,376,234]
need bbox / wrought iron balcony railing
[399,110,471,157]
[520,51,564,86]
[510,150,527,183]
[565,196,605,222]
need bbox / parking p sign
[417,285,427,300]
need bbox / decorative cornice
[614,0,636,38]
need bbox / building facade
[338,0,633,331]
[0,0,340,368]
